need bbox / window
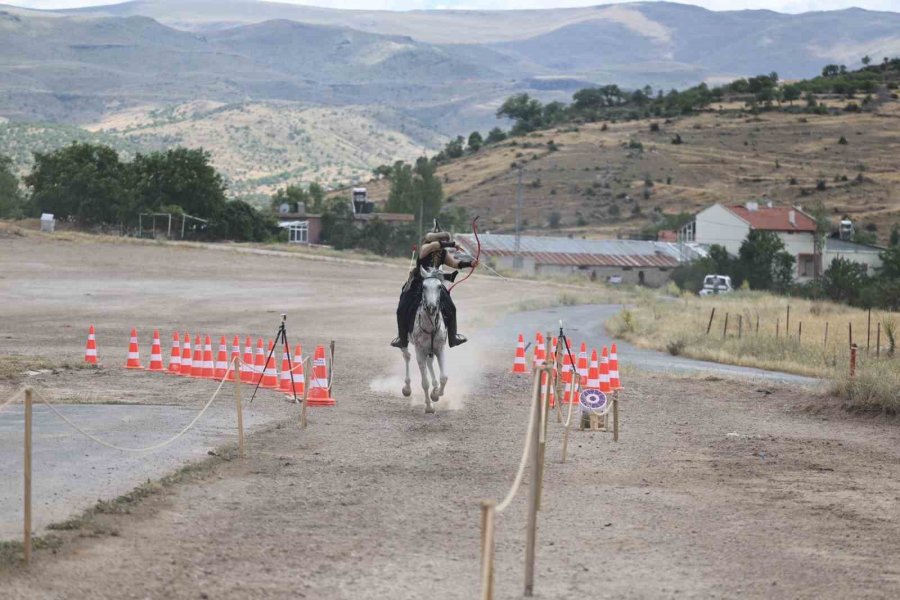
[798,253,815,277]
[288,221,308,244]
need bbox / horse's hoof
[425,406,435,414]
[430,391,440,402]
[402,385,411,397]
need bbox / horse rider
[390,223,478,349]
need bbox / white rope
[496,372,541,514]
[561,374,579,429]
[38,364,234,453]
[0,387,26,413]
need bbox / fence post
[613,392,620,443]
[786,305,791,335]
[876,323,881,359]
[798,321,802,345]
[776,317,779,339]
[866,309,871,355]
[706,308,716,335]
[850,344,858,378]
[824,322,829,349]
[849,322,853,347]
[738,314,743,339]
[24,388,32,565]
[722,313,729,339]
[756,314,760,336]
[234,358,245,458]
[479,500,496,600]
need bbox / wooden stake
[849,322,853,347]
[480,500,496,600]
[525,375,543,598]
[776,317,780,339]
[723,312,729,339]
[824,322,829,349]
[798,321,802,345]
[850,344,858,378]
[613,392,620,443]
[300,357,310,430]
[234,358,244,458]
[756,314,760,335]
[706,307,716,335]
[24,388,32,564]
[738,314,743,339]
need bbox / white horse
[401,266,449,414]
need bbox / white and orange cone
[201,335,214,379]
[179,332,192,376]
[253,338,265,384]
[561,344,574,403]
[261,340,279,389]
[84,325,98,365]
[599,347,612,394]
[610,343,622,390]
[190,334,204,378]
[148,329,164,372]
[125,328,143,369]
[308,345,335,406]
[533,332,546,368]
[577,342,588,381]
[241,336,253,383]
[167,331,181,375]
[226,336,240,382]
[512,334,527,374]
[587,349,600,389]
[214,336,228,380]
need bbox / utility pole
[514,167,523,270]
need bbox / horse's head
[419,266,445,318]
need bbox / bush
[831,358,900,414]
[666,338,686,356]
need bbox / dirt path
[2,234,899,599]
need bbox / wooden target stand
[579,390,619,441]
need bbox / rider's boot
[446,312,467,348]
[390,336,407,348]
[391,310,409,348]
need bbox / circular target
[579,388,608,413]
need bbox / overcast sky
[8,0,900,13]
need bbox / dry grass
[607,291,899,378]
[831,358,900,414]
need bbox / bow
[448,216,480,294]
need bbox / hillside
[361,99,900,245]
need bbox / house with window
[681,202,883,281]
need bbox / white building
[682,202,883,280]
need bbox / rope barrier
[38,363,234,453]
[0,387,26,413]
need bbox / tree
[890,224,899,247]
[737,230,796,291]
[442,136,465,160]
[0,155,26,218]
[467,131,483,153]
[25,142,130,226]
[130,148,226,219]
[822,64,841,78]
[209,199,278,242]
[319,199,356,250]
[485,127,507,145]
[497,93,544,134]
[308,182,325,213]
[862,55,871,66]
[271,185,309,212]
[822,257,867,303]
[878,245,900,280]
[782,84,801,105]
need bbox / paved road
[487,304,820,387]
[0,402,282,538]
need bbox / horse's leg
[401,346,412,397]
[427,354,440,403]
[416,347,433,414]
[436,347,448,397]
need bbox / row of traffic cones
[85,326,335,406]
[513,332,623,404]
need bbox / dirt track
[2,232,900,599]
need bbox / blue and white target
[579,388,608,413]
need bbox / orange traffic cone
[307,345,336,406]
[84,325,98,364]
[125,328,143,369]
[179,333,192,376]
[167,332,181,374]
[512,334,527,374]
[587,349,600,389]
[214,336,228,380]
[201,335,214,379]
[279,344,304,397]
[610,343,622,390]
[599,347,612,394]
[190,334,203,378]
[226,336,240,382]
[290,345,306,398]
[577,342,588,381]
[148,330,165,372]
[261,340,279,389]
[253,338,265,384]
[241,337,253,383]
[533,332,546,368]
